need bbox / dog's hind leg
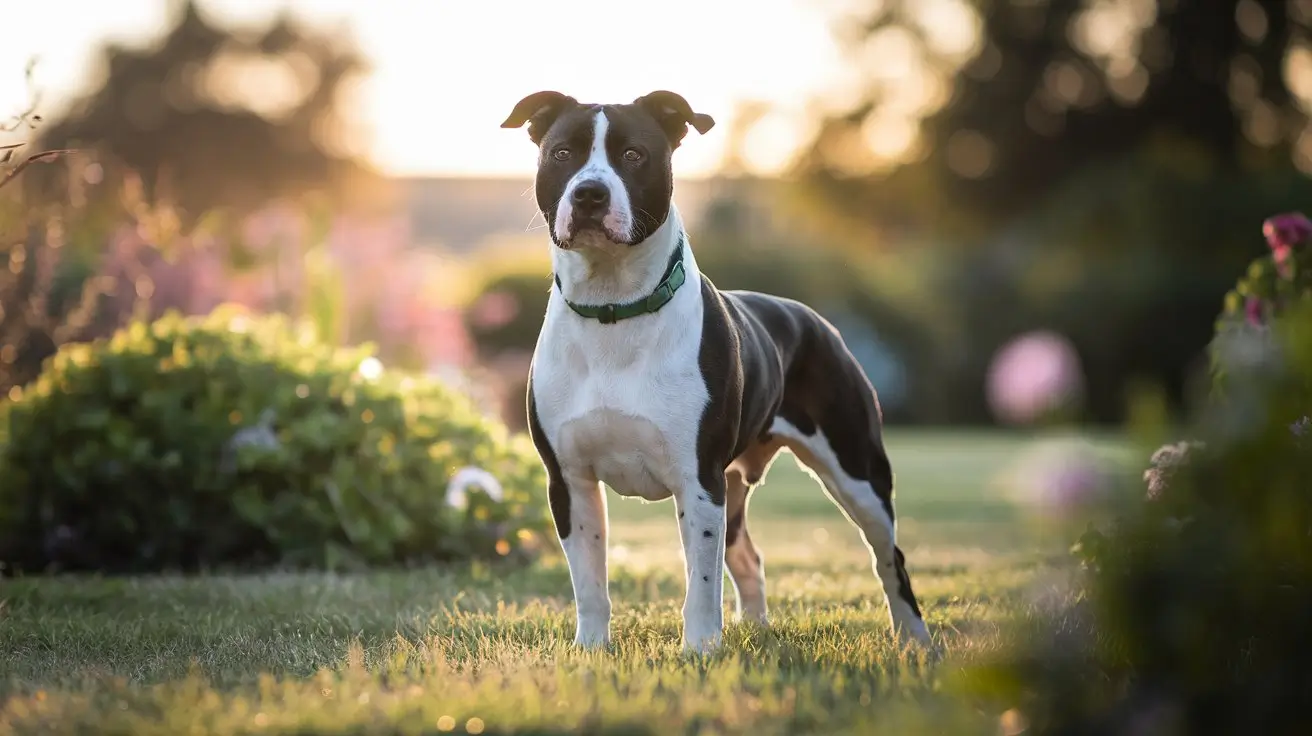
[768,416,929,644]
[724,469,767,623]
[723,439,782,624]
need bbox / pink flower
[1263,212,1311,277]
[1010,439,1111,519]
[1263,212,1312,251]
[416,306,475,368]
[1244,296,1265,328]
[986,331,1084,425]
[468,291,520,329]
[1273,245,1294,278]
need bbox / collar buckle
[645,284,670,311]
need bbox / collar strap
[553,237,687,324]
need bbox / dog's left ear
[501,91,579,145]
[634,90,715,148]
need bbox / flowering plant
[1217,212,1312,332]
[963,216,1312,734]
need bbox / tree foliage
[783,0,1312,423]
[798,0,1312,243]
[29,0,383,220]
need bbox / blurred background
[3,0,1307,434]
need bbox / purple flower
[1263,212,1312,252]
[1291,416,1311,438]
[1011,440,1110,518]
[1263,213,1311,278]
[1245,296,1265,328]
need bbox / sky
[0,0,859,178]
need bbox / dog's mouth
[560,220,628,250]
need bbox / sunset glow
[1,0,855,177]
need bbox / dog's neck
[551,204,689,307]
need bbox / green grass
[0,429,1139,735]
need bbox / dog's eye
[552,148,571,161]
[623,148,643,162]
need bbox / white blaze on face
[553,110,634,244]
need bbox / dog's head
[501,90,714,250]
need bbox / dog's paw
[681,625,723,654]
[681,635,722,655]
[573,634,610,650]
[894,618,932,648]
[681,606,724,654]
[572,622,611,650]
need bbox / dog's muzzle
[559,180,624,248]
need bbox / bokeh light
[986,331,1085,426]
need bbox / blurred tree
[798,0,1310,241]
[28,0,384,221]
[788,0,1312,424]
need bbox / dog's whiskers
[525,210,548,232]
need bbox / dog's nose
[570,181,610,215]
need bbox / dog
[501,90,929,652]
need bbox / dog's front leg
[554,470,611,649]
[673,477,727,653]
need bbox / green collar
[554,237,687,324]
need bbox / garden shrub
[0,306,551,574]
[958,215,1312,734]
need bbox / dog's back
[721,287,891,444]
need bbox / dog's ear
[633,90,715,148]
[501,91,578,144]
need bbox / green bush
[0,306,551,574]
[958,216,1312,734]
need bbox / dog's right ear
[501,91,578,145]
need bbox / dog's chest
[532,294,707,501]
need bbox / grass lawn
[0,429,1138,735]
